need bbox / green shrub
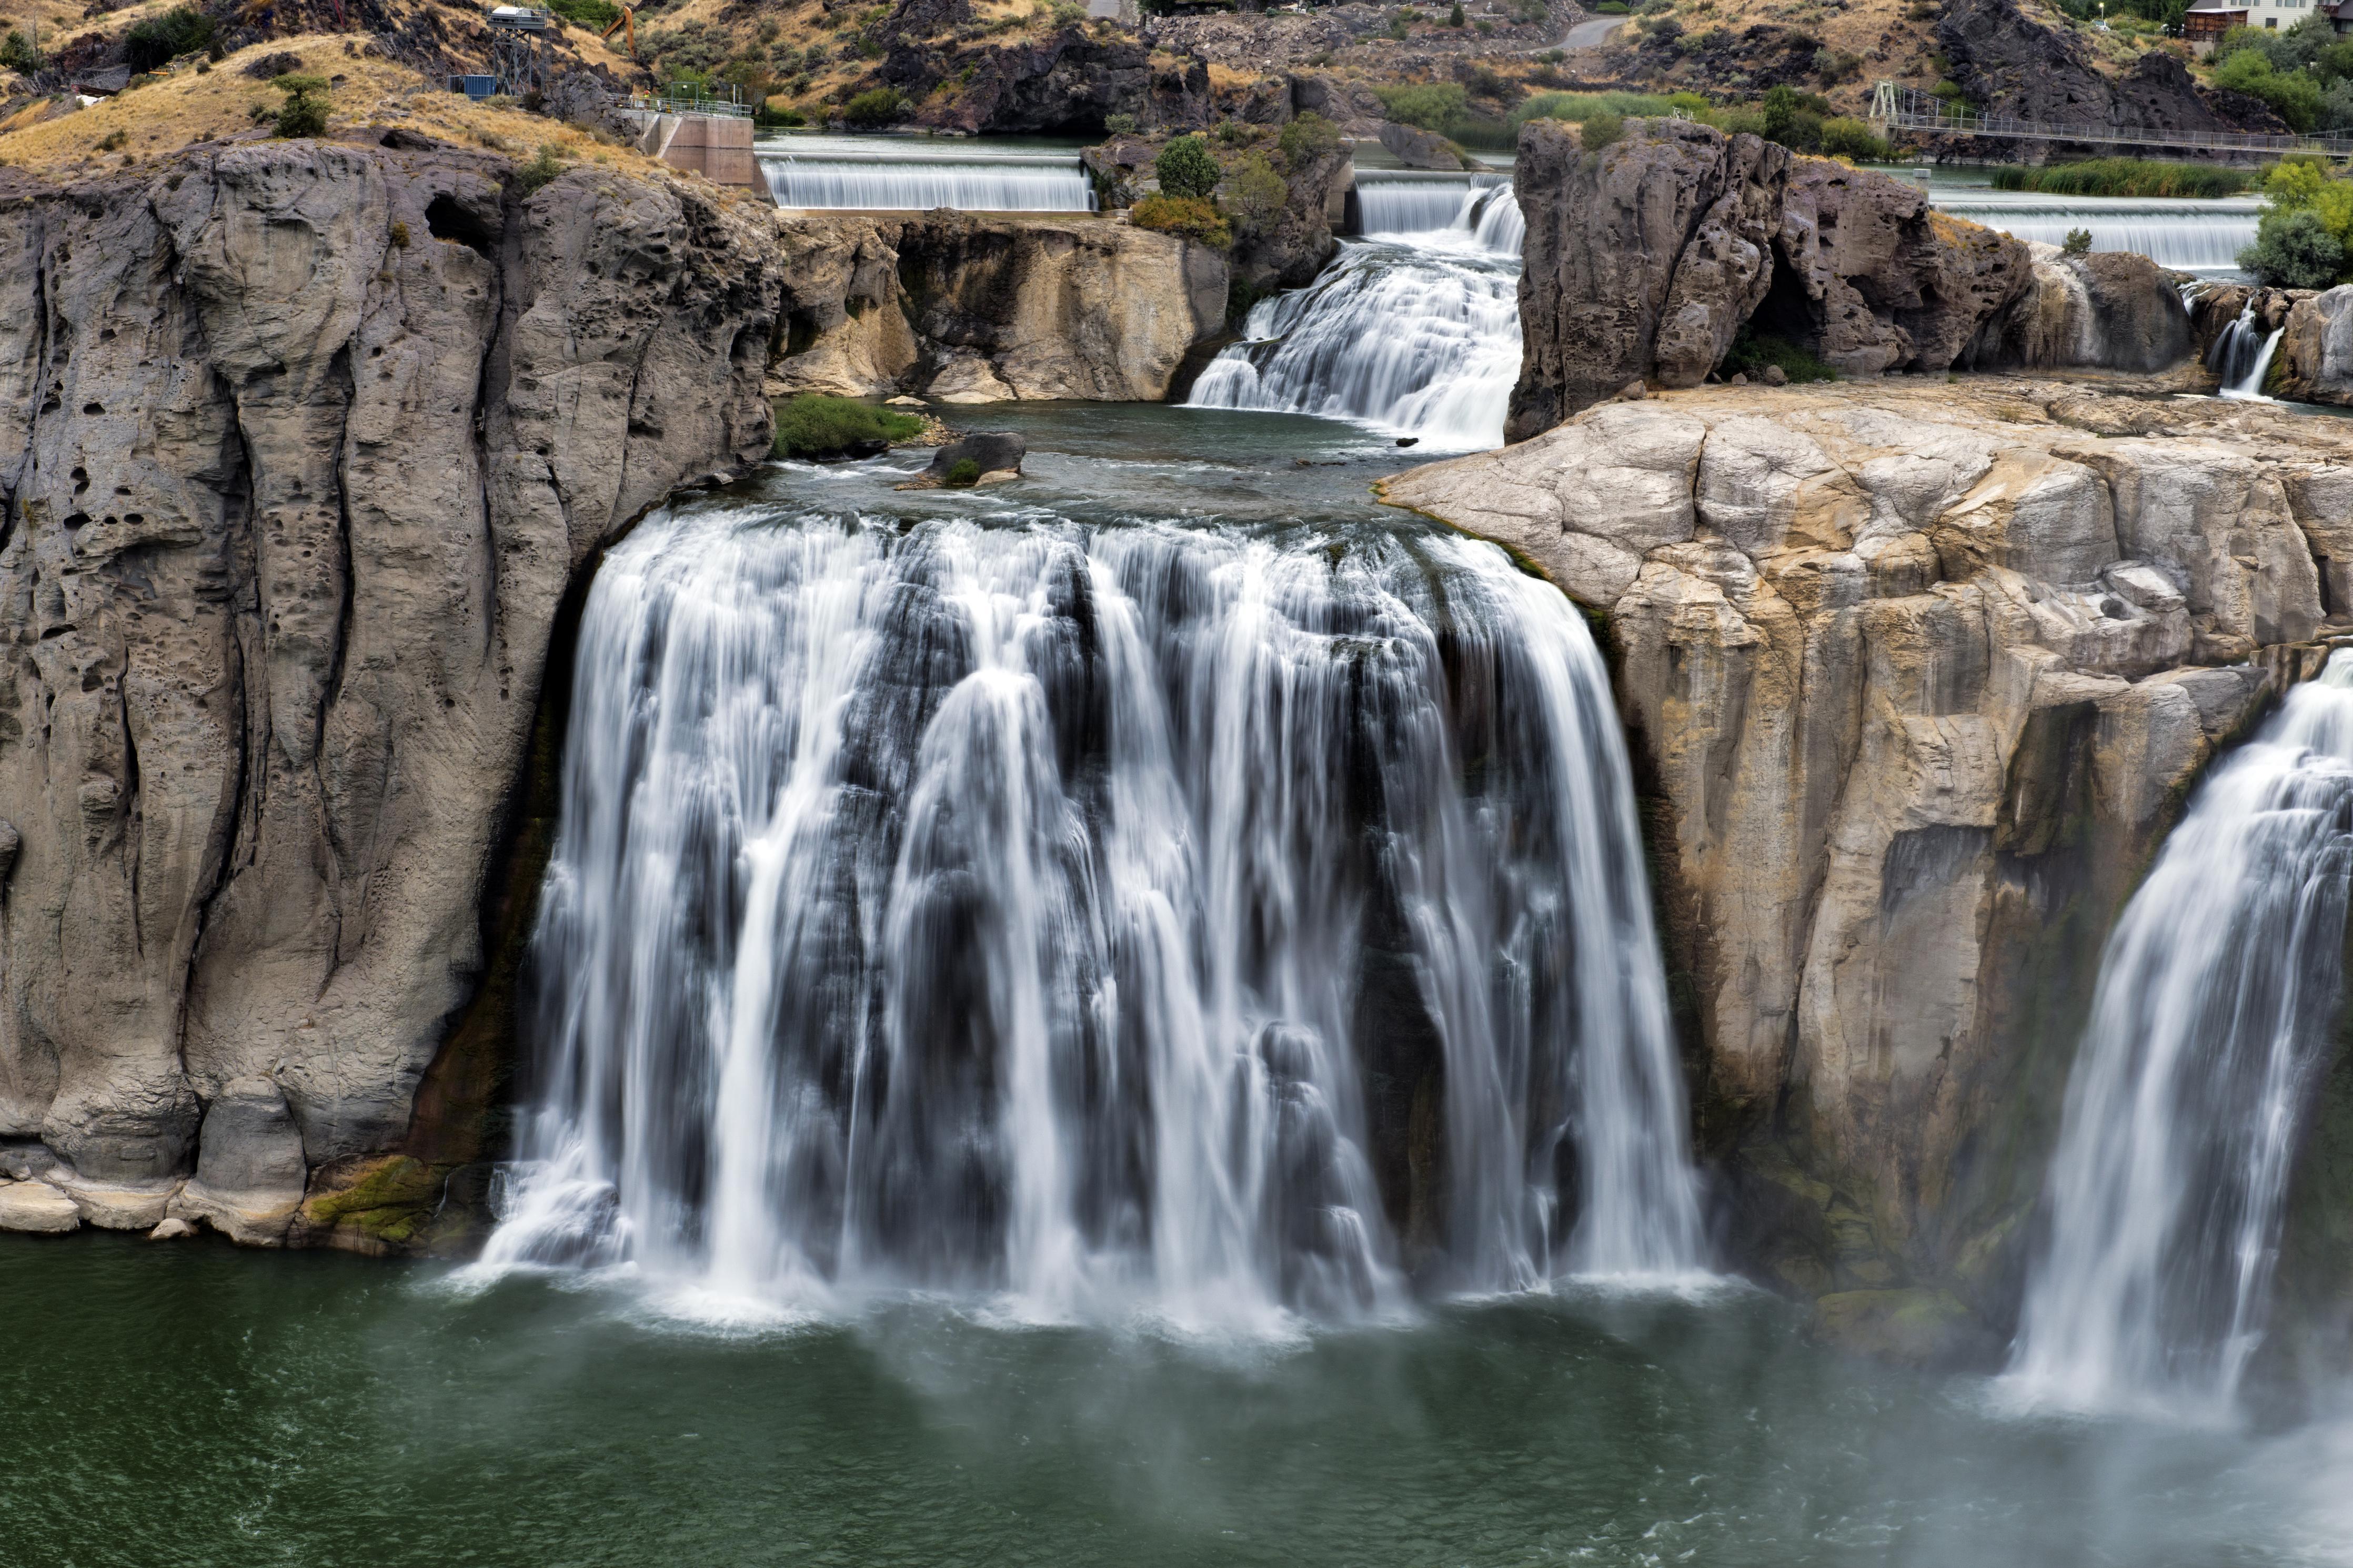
[1817,115,1888,161]
[1104,111,1139,136]
[771,395,926,459]
[1278,110,1341,166]
[1228,150,1287,226]
[1376,82,1468,131]
[2214,47,2322,131]
[1988,158,2255,198]
[944,458,982,487]
[2241,207,2348,289]
[1130,193,1232,247]
[755,101,806,128]
[273,74,331,139]
[2062,227,2093,254]
[548,0,621,26]
[123,6,215,72]
[1154,134,1220,200]
[1580,109,1624,151]
[0,26,42,71]
[1514,90,1683,128]
[516,143,568,195]
[842,87,904,126]
[1449,0,1465,22]
[1724,328,1836,383]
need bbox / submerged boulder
[902,432,1027,488]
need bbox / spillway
[760,135,1097,211]
[1185,177,1526,449]
[1932,190,2260,274]
[484,491,1705,1322]
[2007,651,2353,1417]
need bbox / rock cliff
[0,140,783,1245]
[1507,121,2042,439]
[768,212,1228,404]
[1385,377,2353,1360]
[1509,121,2200,440]
[1939,0,2285,141]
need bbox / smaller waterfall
[761,139,1096,211]
[2007,652,2353,1417]
[1932,192,2261,273]
[1354,171,1506,236]
[2210,301,2285,399]
[1187,179,1524,449]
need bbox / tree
[1448,2,1465,24]
[1154,134,1220,200]
[2241,207,2347,290]
[273,74,331,139]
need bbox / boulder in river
[902,432,1027,488]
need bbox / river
[5,404,2349,1568]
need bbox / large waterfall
[1184,179,1525,449]
[2007,652,2353,1416]
[483,498,1705,1321]
[760,136,1097,212]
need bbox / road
[1554,15,1625,48]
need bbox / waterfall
[761,142,1097,211]
[1353,171,1507,237]
[483,504,1706,1321]
[1932,193,2260,274]
[2007,652,2353,1417]
[2210,300,2285,400]
[1185,180,1525,449]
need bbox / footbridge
[1868,81,2353,158]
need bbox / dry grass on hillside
[0,32,696,187]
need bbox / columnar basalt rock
[0,143,784,1243]
[1385,379,2353,1359]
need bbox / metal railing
[625,92,753,119]
[1868,80,2353,157]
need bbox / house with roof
[2184,0,2349,48]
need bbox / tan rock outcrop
[1386,377,2353,1353]
[770,212,1228,404]
[0,143,783,1239]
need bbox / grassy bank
[1988,159,2258,199]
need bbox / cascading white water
[2209,300,2285,400]
[2007,652,2353,1417]
[761,141,1096,211]
[1352,172,1506,236]
[1185,180,1525,449]
[484,502,1705,1321]
[1932,193,2261,274]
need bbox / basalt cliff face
[0,141,788,1245]
[1388,378,2353,1361]
[1507,120,2194,441]
[768,211,1228,405]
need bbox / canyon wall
[768,211,1228,404]
[0,143,786,1245]
[1507,120,2194,441]
[1387,379,2353,1362]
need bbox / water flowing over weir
[2008,653,2353,1416]
[760,137,1097,212]
[1931,191,2260,274]
[483,497,1706,1320]
[1185,180,1525,449]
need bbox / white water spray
[2008,652,2353,1417]
[1185,179,1525,449]
[484,504,1705,1319]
